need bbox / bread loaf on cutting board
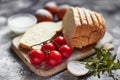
[62,7,106,48]
[14,6,108,77]
[20,22,62,50]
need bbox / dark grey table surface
[0,0,120,80]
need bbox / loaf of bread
[20,22,62,50]
[62,7,106,48]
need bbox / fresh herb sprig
[85,47,120,78]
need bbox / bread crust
[83,8,93,26]
[72,8,89,48]
[95,12,106,32]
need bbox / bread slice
[20,22,62,50]
[62,7,106,49]
[70,8,89,48]
[62,7,81,47]
[95,12,106,32]
[83,8,93,26]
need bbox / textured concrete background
[0,0,120,80]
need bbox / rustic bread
[20,22,62,50]
[62,7,81,47]
[62,7,106,48]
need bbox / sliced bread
[62,7,106,49]
[62,7,81,47]
[20,22,62,50]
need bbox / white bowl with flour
[8,14,37,34]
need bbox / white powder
[8,14,37,33]
[9,15,35,28]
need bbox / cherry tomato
[46,50,62,66]
[29,49,45,66]
[59,45,72,59]
[42,42,56,53]
[52,36,66,49]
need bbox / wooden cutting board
[11,30,113,77]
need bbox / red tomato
[29,49,45,66]
[42,42,56,53]
[52,36,66,49]
[59,45,72,59]
[46,50,62,66]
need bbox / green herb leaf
[84,47,120,78]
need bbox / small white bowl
[8,14,37,34]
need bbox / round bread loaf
[62,7,106,48]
